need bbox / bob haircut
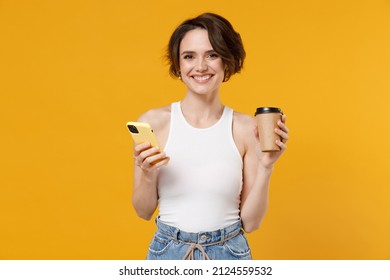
[167,13,246,82]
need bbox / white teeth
[193,75,211,81]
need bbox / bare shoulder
[233,111,256,134]
[137,105,171,131]
[232,111,257,156]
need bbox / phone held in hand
[126,122,161,151]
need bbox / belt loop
[221,227,225,243]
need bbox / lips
[192,74,213,81]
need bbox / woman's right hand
[134,142,170,172]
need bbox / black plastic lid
[255,107,282,116]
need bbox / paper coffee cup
[255,107,283,152]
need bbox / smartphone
[126,122,161,151]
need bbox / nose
[196,58,208,72]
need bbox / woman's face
[179,28,225,96]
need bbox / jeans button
[200,235,207,242]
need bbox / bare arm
[132,143,169,220]
[238,114,289,232]
[131,109,170,220]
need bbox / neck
[180,93,224,128]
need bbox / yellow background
[1,0,389,259]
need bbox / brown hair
[167,13,246,82]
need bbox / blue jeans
[146,217,252,260]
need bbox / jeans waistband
[155,217,243,246]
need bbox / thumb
[253,125,260,143]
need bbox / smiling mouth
[192,74,213,81]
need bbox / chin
[190,87,218,95]
[187,83,221,95]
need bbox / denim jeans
[146,217,252,260]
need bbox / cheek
[211,60,225,72]
[179,58,192,69]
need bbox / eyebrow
[180,50,215,56]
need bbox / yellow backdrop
[1,0,389,259]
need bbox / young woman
[132,13,289,260]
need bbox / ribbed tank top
[157,102,243,232]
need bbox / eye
[207,53,219,59]
[183,54,194,60]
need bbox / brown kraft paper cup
[255,107,283,152]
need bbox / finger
[140,152,168,169]
[153,157,170,169]
[277,120,289,134]
[281,114,287,123]
[134,142,152,155]
[138,146,160,160]
[144,152,167,165]
[135,146,160,167]
[275,139,287,150]
[141,157,170,172]
[274,128,289,142]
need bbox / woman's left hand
[255,114,289,169]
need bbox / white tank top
[157,102,243,232]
